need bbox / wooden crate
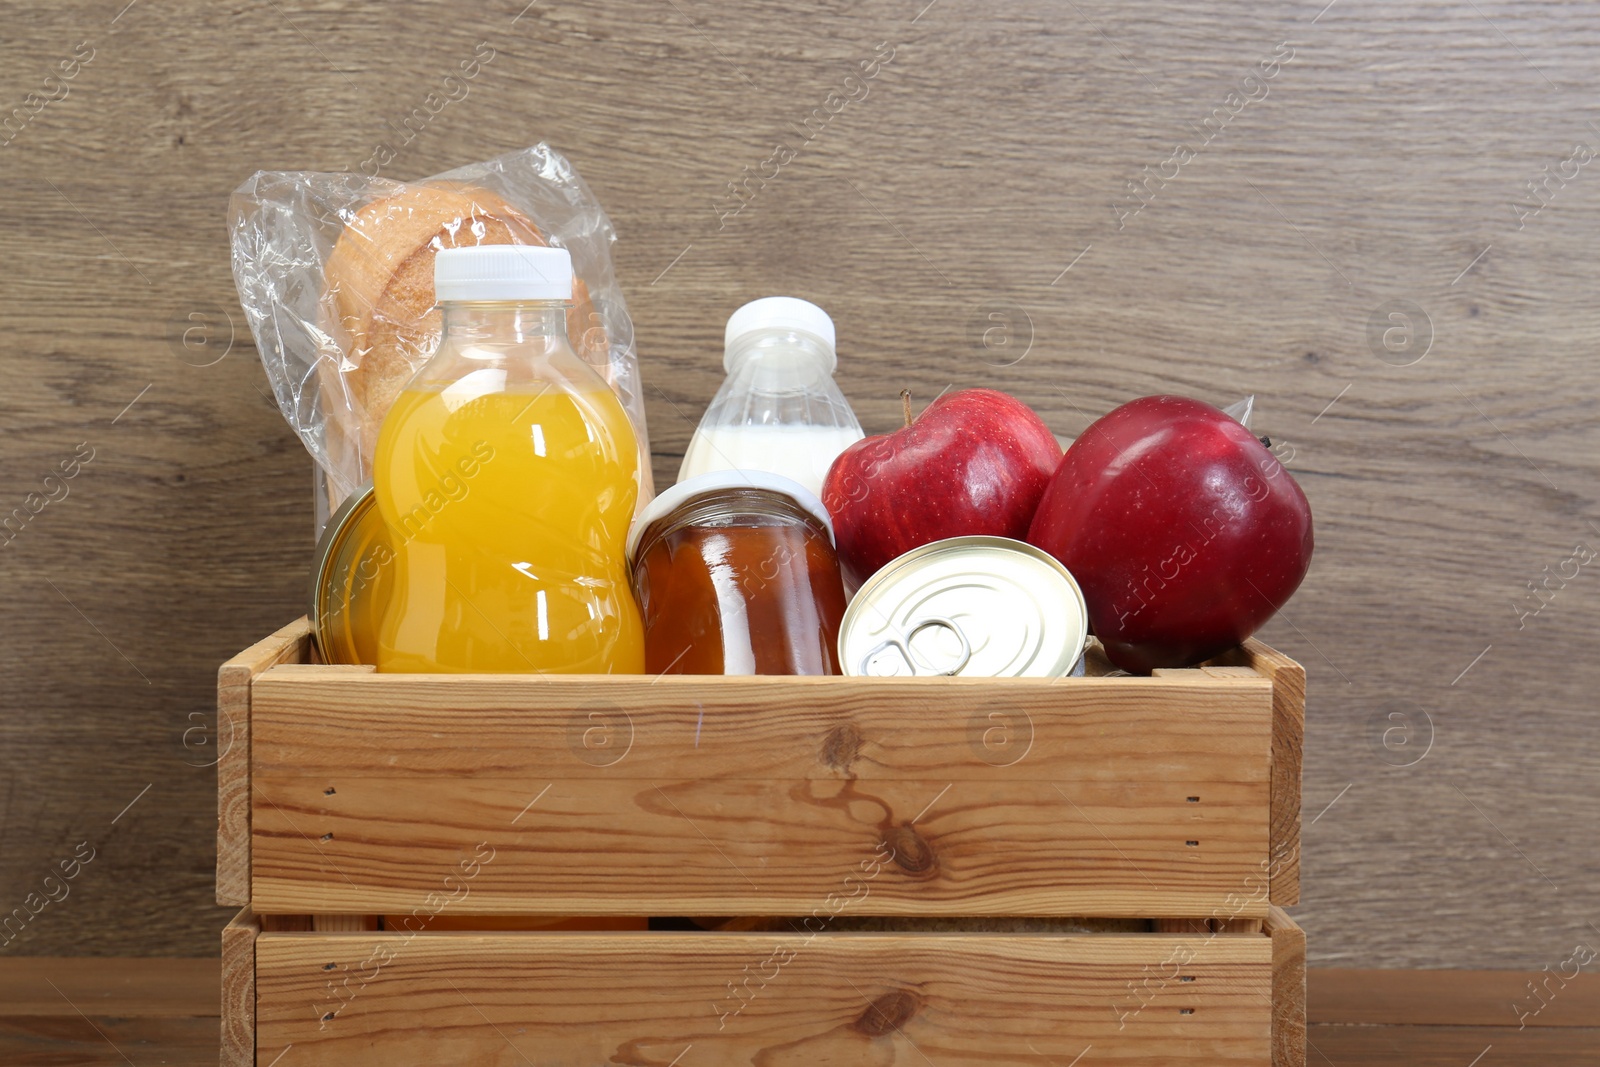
[223,907,1305,1066]
[217,618,1305,1065]
[217,619,1303,919]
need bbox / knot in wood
[821,722,862,772]
[853,989,921,1036]
[882,824,937,877]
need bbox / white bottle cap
[724,297,836,371]
[434,245,573,303]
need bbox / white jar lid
[724,297,836,371]
[626,469,834,563]
[434,245,573,302]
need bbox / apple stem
[901,389,914,428]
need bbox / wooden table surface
[1,959,1594,1065]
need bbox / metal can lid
[309,483,392,666]
[838,536,1088,678]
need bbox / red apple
[1027,395,1313,673]
[822,388,1063,588]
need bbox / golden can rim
[308,482,378,665]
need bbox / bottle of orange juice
[373,245,644,673]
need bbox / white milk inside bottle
[678,297,864,498]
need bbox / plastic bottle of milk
[678,297,864,498]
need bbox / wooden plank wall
[0,0,1596,966]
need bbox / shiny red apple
[1027,395,1313,673]
[822,388,1062,588]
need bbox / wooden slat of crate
[1266,906,1306,1067]
[250,668,1274,917]
[1213,639,1305,905]
[220,910,257,1067]
[254,926,1279,1066]
[257,778,1265,917]
[216,618,312,907]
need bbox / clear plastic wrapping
[1222,394,1254,429]
[228,144,652,527]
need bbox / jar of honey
[627,472,848,675]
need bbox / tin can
[838,536,1088,678]
[309,483,394,666]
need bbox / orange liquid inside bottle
[372,247,644,674]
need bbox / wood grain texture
[0,956,218,1016]
[1213,639,1305,905]
[216,618,311,908]
[0,957,222,1067]
[247,662,1278,916]
[2,957,1591,1066]
[1306,1025,1600,1067]
[0,1015,222,1067]
[1309,967,1600,1028]
[1267,906,1306,1067]
[3,0,1598,964]
[219,910,256,1067]
[255,928,1275,1065]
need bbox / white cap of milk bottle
[678,297,865,498]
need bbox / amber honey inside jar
[628,472,848,675]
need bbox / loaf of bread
[320,183,606,478]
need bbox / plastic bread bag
[1222,394,1253,429]
[228,144,654,531]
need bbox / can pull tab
[858,617,972,677]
